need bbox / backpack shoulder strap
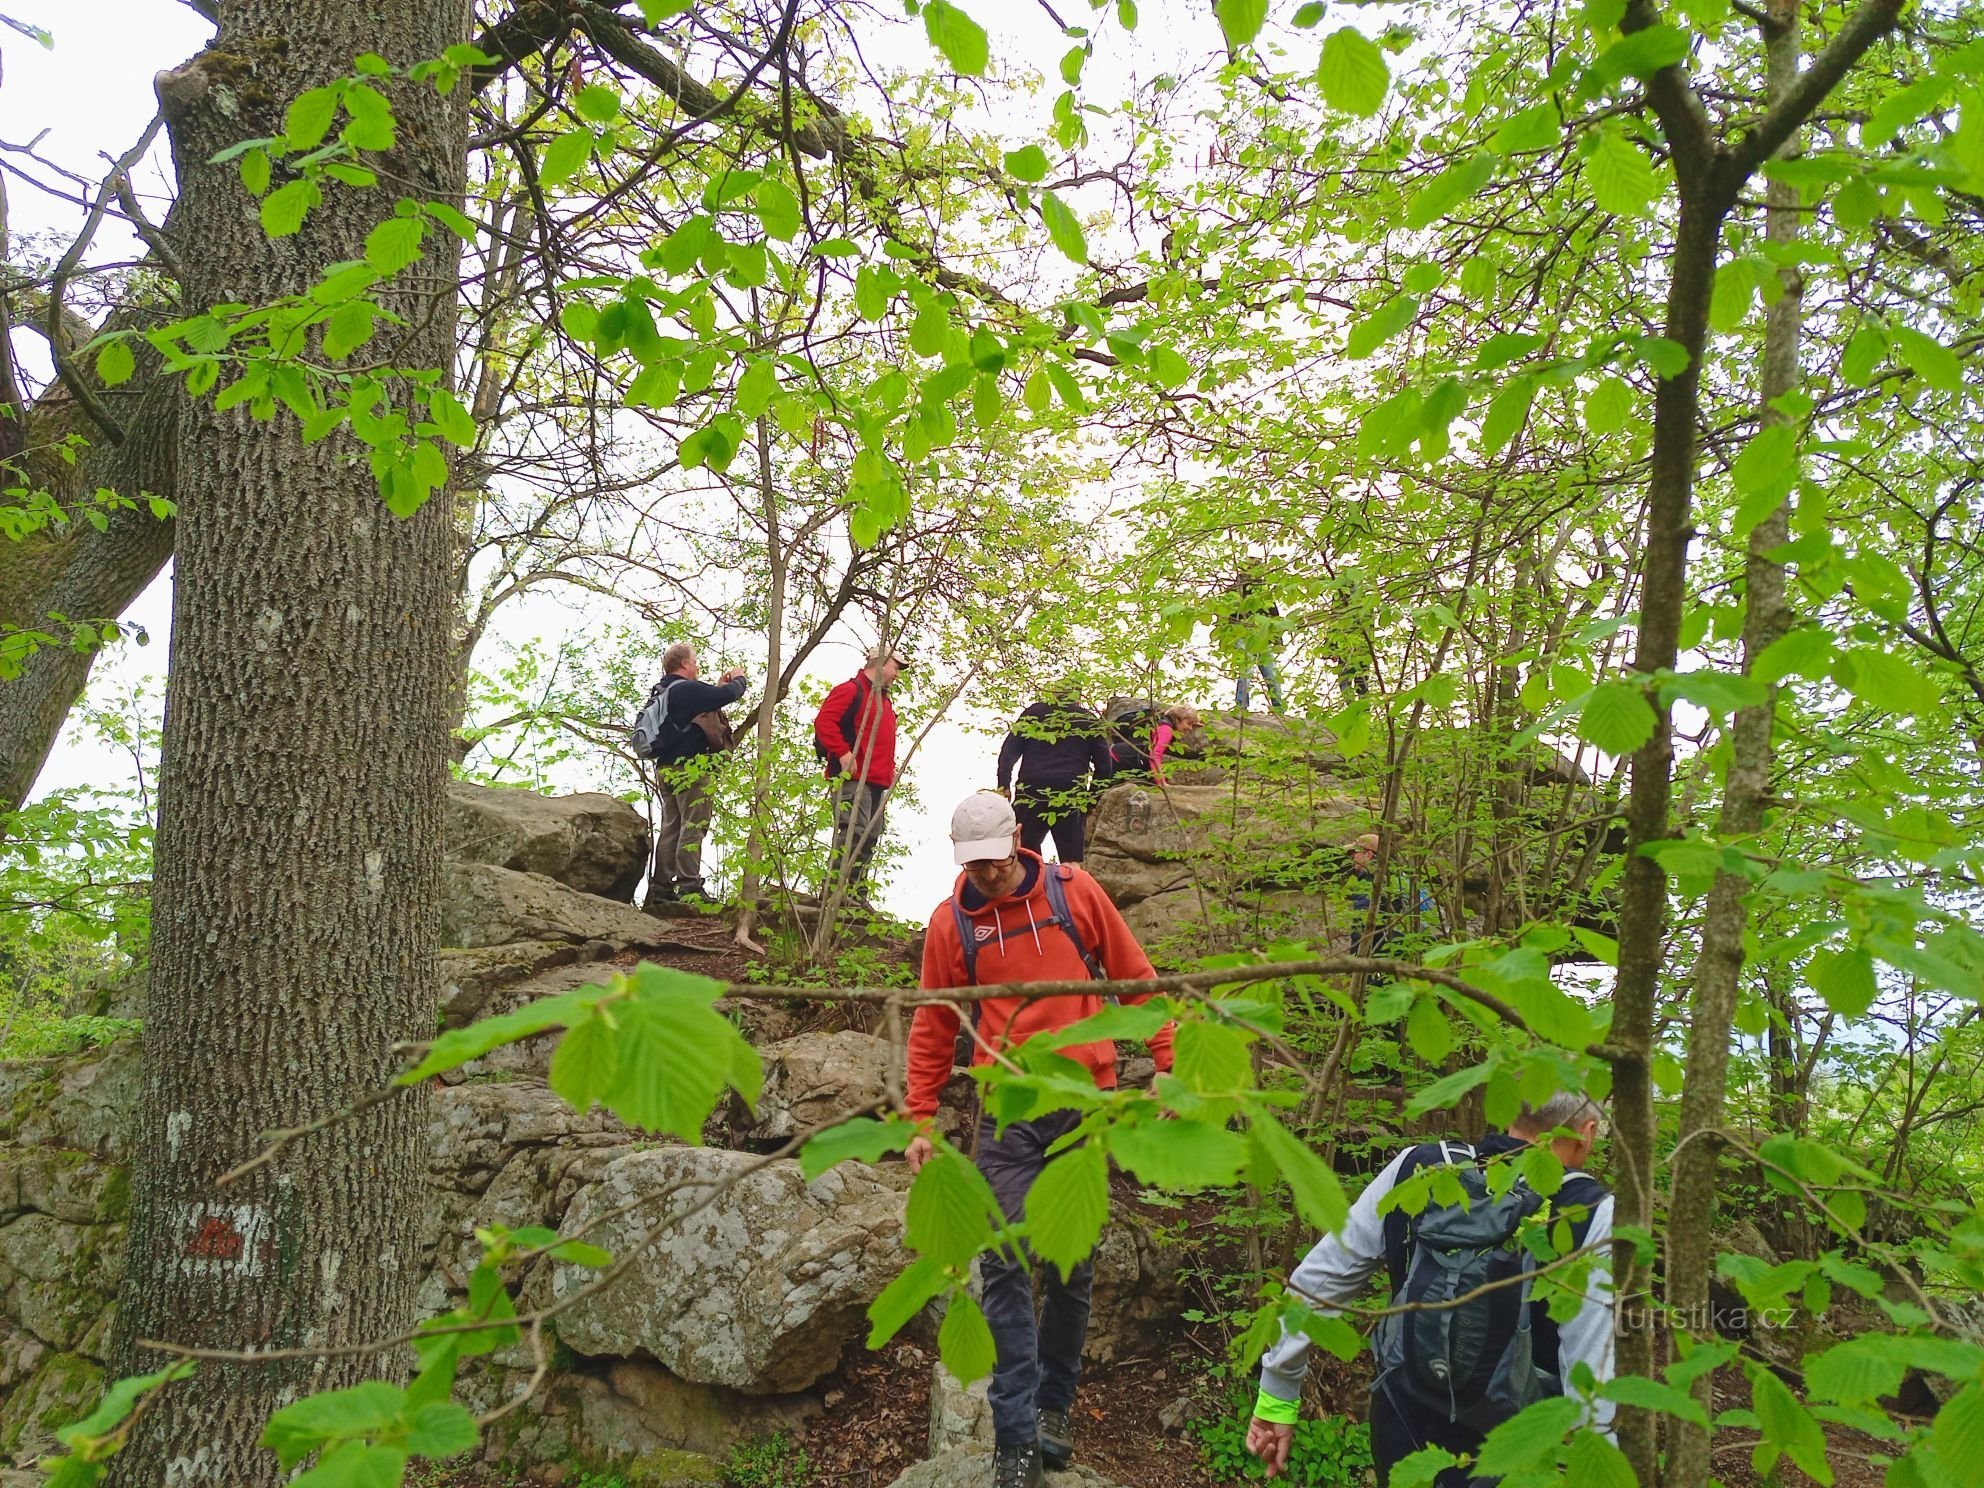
[951,897,979,988]
[1042,865,1105,981]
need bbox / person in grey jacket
[1248,1092,1615,1485]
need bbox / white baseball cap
[951,791,1018,864]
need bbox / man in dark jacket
[812,646,903,901]
[996,688,1110,863]
[642,642,747,910]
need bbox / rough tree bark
[1605,2,1901,1478]
[1662,4,1804,1481]
[735,410,788,952]
[108,2,470,1482]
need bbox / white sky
[10,0,1259,921]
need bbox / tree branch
[1722,0,1906,184]
[1621,0,1718,181]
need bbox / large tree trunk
[110,2,470,1481]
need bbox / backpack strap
[1042,864,1104,981]
[952,897,980,989]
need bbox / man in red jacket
[812,647,902,902]
[904,791,1174,1488]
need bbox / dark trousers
[977,1109,1095,1446]
[1013,784,1087,863]
[827,779,887,895]
[1371,1380,1485,1487]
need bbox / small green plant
[568,1473,629,1488]
[725,1431,814,1488]
[1191,1386,1373,1487]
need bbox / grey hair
[1511,1090,1604,1135]
[662,641,696,674]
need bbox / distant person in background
[997,686,1110,863]
[1347,832,1437,955]
[632,642,746,909]
[1103,702,1201,784]
[1222,569,1288,713]
[812,647,905,903]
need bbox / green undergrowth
[1190,1383,1372,1487]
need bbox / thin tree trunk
[1663,7,1804,1481]
[736,412,787,951]
[110,3,469,1482]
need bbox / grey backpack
[1371,1143,1548,1432]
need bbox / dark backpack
[951,863,1104,988]
[633,677,735,764]
[1102,706,1158,777]
[1371,1143,1549,1432]
[813,676,869,777]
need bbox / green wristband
[1253,1390,1301,1424]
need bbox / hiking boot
[1036,1407,1073,1472]
[992,1440,1043,1488]
[640,881,677,914]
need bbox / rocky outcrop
[732,1030,894,1144]
[889,1452,1125,1487]
[446,779,650,902]
[441,861,680,950]
[552,1147,910,1394]
[927,1363,995,1456]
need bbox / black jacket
[661,673,747,720]
[997,699,1110,791]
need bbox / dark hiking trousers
[977,1108,1095,1447]
[1013,784,1088,863]
[1370,1379,1488,1487]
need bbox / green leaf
[1588,23,1689,89]
[1564,1428,1638,1488]
[938,1291,998,1383]
[1835,646,1942,715]
[1475,331,1546,371]
[261,179,320,238]
[548,1013,618,1113]
[1599,1375,1710,1427]
[1292,0,1325,23]
[1587,130,1658,215]
[1317,27,1390,116]
[601,966,760,1138]
[1475,1395,1580,1473]
[923,0,990,74]
[428,389,476,449]
[365,217,426,274]
[1840,323,1887,386]
[262,1382,405,1469]
[1040,191,1088,265]
[1891,325,1964,393]
[1252,1112,1349,1233]
[867,1256,951,1346]
[95,340,136,389]
[1405,995,1455,1063]
[1174,1019,1252,1093]
[290,1443,406,1488]
[1479,372,1539,454]
[1107,1119,1249,1189]
[341,83,397,151]
[1493,102,1561,154]
[401,986,607,1083]
[574,83,621,124]
[1404,153,1496,230]
[1931,1384,1984,1483]
[800,1116,914,1178]
[1028,1143,1109,1274]
[1754,626,1832,685]
[1216,0,1269,51]
[539,128,593,189]
[285,86,341,150]
[322,301,375,360]
[853,265,892,321]
[906,1149,1002,1265]
[1810,946,1877,1018]
[1148,343,1193,389]
[754,179,801,241]
[1750,1363,1833,1484]
[1346,295,1417,359]
[1862,76,1950,147]
[1584,375,1634,434]
[54,1364,194,1448]
[1405,1062,1491,1116]
[1022,367,1052,413]
[1578,681,1656,755]
[1005,145,1051,182]
[240,146,273,196]
[403,1402,479,1460]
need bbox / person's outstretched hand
[904,1135,935,1172]
[1246,1417,1292,1478]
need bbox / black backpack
[1371,1143,1550,1432]
[1102,706,1158,777]
[813,676,870,777]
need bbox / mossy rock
[0,1349,103,1464]
[621,1449,724,1487]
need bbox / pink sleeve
[1150,721,1174,773]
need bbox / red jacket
[905,853,1174,1121]
[814,673,897,787]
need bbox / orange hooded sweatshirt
[905,851,1174,1122]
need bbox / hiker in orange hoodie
[903,791,1175,1488]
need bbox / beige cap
[951,791,1017,864]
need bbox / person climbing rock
[904,792,1175,1488]
[1100,701,1199,784]
[631,642,746,909]
[1221,566,1289,713]
[812,646,904,903]
[996,684,1111,863]
[1347,832,1437,956]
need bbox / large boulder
[446,779,650,901]
[552,1147,909,1394]
[731,1030,891,1144]
[927,1362,994,1456]
[441,862,678,949]
[889,1452,1124,1488]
